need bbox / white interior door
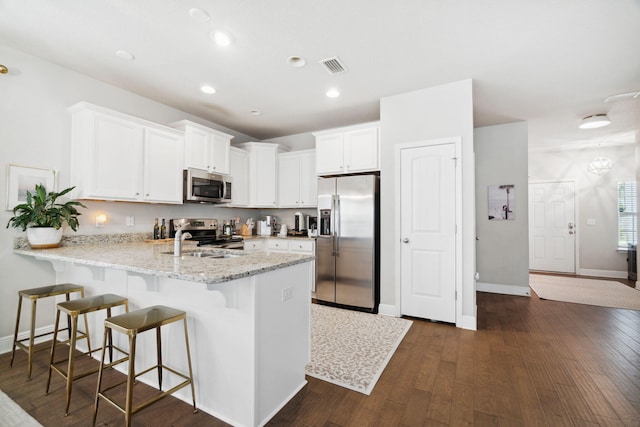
[529,181,576,273]
[400,142,457,322]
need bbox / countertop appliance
[169,218,243,249]
[294,212,306,232]
[183,168,232,204]
[316,174,380,312]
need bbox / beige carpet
[530,274,640,310]
[0,389,43,427]
[306,303,412,395]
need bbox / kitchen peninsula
[15,237,314,427]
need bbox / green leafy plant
[6,184,86,231]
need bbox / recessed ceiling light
[287,56,306,67]
[326,88,340,98]
[211,30,234,47]
[249,109,262,116]
[188,8,210,22]
[579,114,611,129]
[115,50,135,61]
[200,85,216,95]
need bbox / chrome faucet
[174,227,193,257]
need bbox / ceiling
[1,0,639,147]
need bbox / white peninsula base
[48,260,312,427]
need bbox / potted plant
[6,184,86,248]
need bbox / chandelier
[587,156,613,175]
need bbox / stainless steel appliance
[183,168,232,204]
[169,218,243,249]
[307,215,318,237]
[316,174,379,312]
[294,212,306,232]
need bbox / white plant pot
[26,227,63,249]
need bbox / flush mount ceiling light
[211,30,234,47]
[326,88,340,98]
[287,56,306,67]
[115,50,135,61]
[188,8,210,22]
[200,85,216,94]
[579,114,611,129]
[587,156,613,176]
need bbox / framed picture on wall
[488,184,515,220]
[6,164,57,211]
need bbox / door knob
[569,231,574,235]
[402,238,409,243]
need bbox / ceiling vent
[319,57,347,75]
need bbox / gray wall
[262,132,315,151]
[380,80,476,328]
[475,122,530,293]
[529,144,636,275]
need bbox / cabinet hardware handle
[402,238,409,243]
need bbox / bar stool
[47,293,129,416]
[93,305,196,427]
[10,283,86,380]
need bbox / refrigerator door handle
[331,194,337,256]
[335,195,341,256]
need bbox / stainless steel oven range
[169,218,244,249]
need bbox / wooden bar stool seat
[46,293,129,416]
[10,283,86,380]
[93,305,196,427]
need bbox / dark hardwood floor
[2,287,639,426]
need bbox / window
[618,181,637,249]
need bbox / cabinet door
[343,127,379,172]
[90,113,143,200]
[315,133,344,175]
[278,154,300,207]
[143,128,184,203]
[251,146,277,207]
[266,239,289,252]
[209,134,230,175]
[229,148,249,206]
[298,151,317,207]
[183,127,210,170]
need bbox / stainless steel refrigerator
[316,174,379,312]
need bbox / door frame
[528,179,579,274]
[394,137,463,324]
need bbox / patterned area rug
[530,274,640,310]
[306,303,412,395]
[0,389,43,427]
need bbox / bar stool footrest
[97,365,193,416]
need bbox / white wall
[475,122,530,295]
[0,44,261,341]
[529,144,635,275]
[380,80,476,329]
[262,132,315,151]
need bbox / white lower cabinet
[69,102,184,203]
[243,239,265,252]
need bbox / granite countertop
[14,241,315,285]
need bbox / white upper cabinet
[143,127,184,203]
[170,120,232,175]
[237,142,283,208]
[279,150,317,208]
[69,102,184,204]
[229,146,250,207]
[314,122,380,175]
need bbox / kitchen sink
[161,251,241,259]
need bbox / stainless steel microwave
[183,168,232,203]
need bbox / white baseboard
[459,308,477,331]
[377,303,399,317]
[577,269,628,279]
[476,282,531,297]
[0,324,55,355]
